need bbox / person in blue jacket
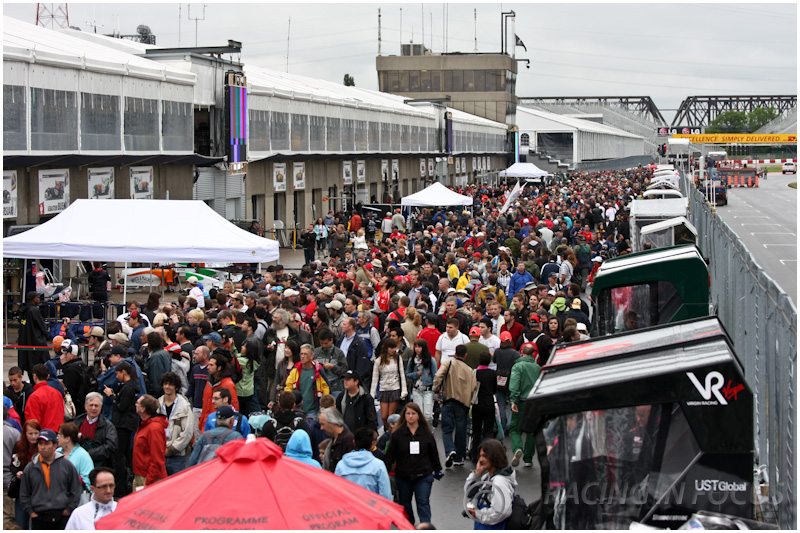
[334,427,392,500]
[96,345,147,419]
[285,429,321,468]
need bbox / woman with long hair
[464,439,515,529]
[142,292,161,324]
[546,315,562,342]
[385,402,442,526]
[401,306,423,346]
[274,339,301,404]
[314,218,329,257]
[12,419,41,527]
[57,422,94,491]
[406,339,438,424]
[236,338,261,416]
[370,338,408,429]
[352,228,368,251]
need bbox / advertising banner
[455,158,461,174]
[673,133,797,144]
[273,163,287,192]
[658,126,702,136]
[461,157,467,175]
[420,158,426,177]
[381,160,389,183]
[428,158,435,175]
[343,161,353,185]
[38,169,69,215]
[357,160,366,184]
[88,167,115,200]
[293,162,306,190]
[392,159,399,182]
[130,166,153,199]
[3,170,17,219]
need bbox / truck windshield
[595,281,683,336]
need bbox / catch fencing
[688,187,797,528]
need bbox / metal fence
[688,187,797,528]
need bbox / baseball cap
[548,272,558,279]
[242,272,253,280]
[529,314,542,324]
[387,414,401,425]
[90,326,105,338]
[283,289,299,298]
[342,369,361,382]
[592,256,603,263]
[38,429,58,443]
[469,326,481,336]
[166,342,182,354]
[473,252,482,258]
[326,300,343,311]
[418,287,430,295]
[60,339,78,356]
[110,345,127,357]
[128,309,140,320]
[524,281,537,291]
[576,322,588,332]
[246,291,259,300]
[203,332,223,344]
[109,332,130,346]
[231,292,244,301]
[426,313,439,323]
[571,298,582,310]
[320,286,334,296]
[187,276,199,285]
[500,331,513,342]
[216,406,237,420]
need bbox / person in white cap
[186,277,205,311]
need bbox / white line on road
[780,260,797,265]
[742,223,781,226]
[751,232,796,235]
[763,244,797,247]
[733,215,766,218]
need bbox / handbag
[471,370,481,406]
[64,391,76,421]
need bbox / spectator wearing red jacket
[132,394,168,489]
[23,364,64,432]
[349,210,362,232]
[199,354,239,431]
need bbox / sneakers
[445,451,456,468]
[453,461,465,467]
[524,462,533,467]
[511,449,523,467]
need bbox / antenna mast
[473,9,478,52]
[399,8,402,50]
[378,8,382,56]
[286,16,291,72]
[36,3,70,29]
[178,4,181,46]
[187,4,207,47]
[421,3,424,48]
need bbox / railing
[688,185,797,529]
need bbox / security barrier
[689,187,796,528]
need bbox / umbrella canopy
[401,181,473,207]
[499,162,548,179]
[2,199,279,263]
[95,436,413,530]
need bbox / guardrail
[688,186,797,528]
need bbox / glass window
[4,85,26,151]
[124,97,159,151]
[248,109,269,152]
[270,111,290,150]
[369,121,380,151]
[398,71,409,92]
[443,70,453,92]
[162,100,192,151]
[452,70,463,92]
[420,70,431,92]
[463,70,475,92]
[291,113,309,151]
[341,118,355,151]
[378,71,387,92]
[326,117,341,151]
[30,88,78,151]
[520,133,530,147]
[355,120,368,151]
[388,71,399,92]
[401,125,410,151]
[474,70,486,92]
[391,123,401,151]
[409,70,420,92]
[310,115,325,151]
[81,93,120,151]
[380,123,391,151]
[431,71,441,92]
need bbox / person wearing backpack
[572,235,592,290]
[492,336,520,436]
[464,439,516,529]
[261,391,311,451]
[188,406,243,467]
[59,341,93,417]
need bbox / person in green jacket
[509,343,541,468]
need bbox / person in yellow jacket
[476,274,508,308]
[284,344,331,416]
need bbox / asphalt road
[714,171,797,306]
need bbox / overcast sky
[4,2,797,122]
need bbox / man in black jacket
[335,370,377,433]
[17,292,49,379]
[60,341,91,416]
[5,367,33,425]
[319,407,354,472]
[72,392,117,468]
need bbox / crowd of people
[3,167,658,529]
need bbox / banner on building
[342,161,353,185]
[420,158,426,177]
[293,162,306,190]
[130,166,153,200]
[357,160,366,184]
[381,160,389,183]
[273,163,287,192]
[455,158,461,174]
[473,156,478,172]
[672,133,797,144]
[658,126,702,136]
[38,169,69,215]
[3,170,18,219]
[427,158,435,175]
[461,157,467,175]
[392,160,399,182]
[482,157,487,171]
[88,167,115,200]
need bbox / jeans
[165,455,187,476]
[395,474,434,525]
[470,405,495,461]
[15,498,28,530]
[509,410,537,463]
[441,400,469,462]
[495,390,511,434]
[303,246,315,266]
[411,389,435,425]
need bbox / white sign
[3,170,18,219]
[357,160,366,184]
[293,162,306,190]
[455,158,461,174]
[482,157,487,171]
[461,157,467,175]
[273,163,287,192]
[392,159,399,182]
[428,158,435,175]
[381,160,389,183]
[38,169,69,215]
[343,161,353,185]
[88,167,115,200]
[130,166,153,199]
[420,158,426,177]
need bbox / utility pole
[188,4,207,47]
[378,8,381,56]
[399,8,402,48]
[473,9,478,52]
[36,3,70,29]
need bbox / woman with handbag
[370,338,408,430]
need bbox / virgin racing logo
[686,371,728,406]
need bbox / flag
[501,181,524,213]
[515,34,527,52]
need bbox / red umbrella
[96,436,414,530]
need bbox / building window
[248,109,269,152]
[443,71,453,92]
[380,123,391,151]
[81,93,121,151]
[401,125,410,151]
[310,115,325,151]
[270,111,290,150]
[463,70,474,92]
[162,100,192,151]
[291,113,309,151]
[355,120,368,151]
[327,117,341,151]
[409,70,420,92]
[369,121,380,150]
[391,123,401,151]
[341,118,355,151]
[431,70,441,92]
[398,71,409,92]
[30,88,78,151]
[388,71,400,92]
[452,70,463,92]
[124,97,159,151]
[474,70,486,92]
[420,70,431,92]
[3,85,26,151]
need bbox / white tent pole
[123,261,128,309]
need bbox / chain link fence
[688,187,797,529]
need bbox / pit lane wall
[688,185,797,529]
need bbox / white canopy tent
[401,181,473,207]
[2,199,280,263]
[499,162,548,179]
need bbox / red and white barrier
[727,158,797,165]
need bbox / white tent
[499,162,548,179]
[401,182,473,207]
[2,199,280,263]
